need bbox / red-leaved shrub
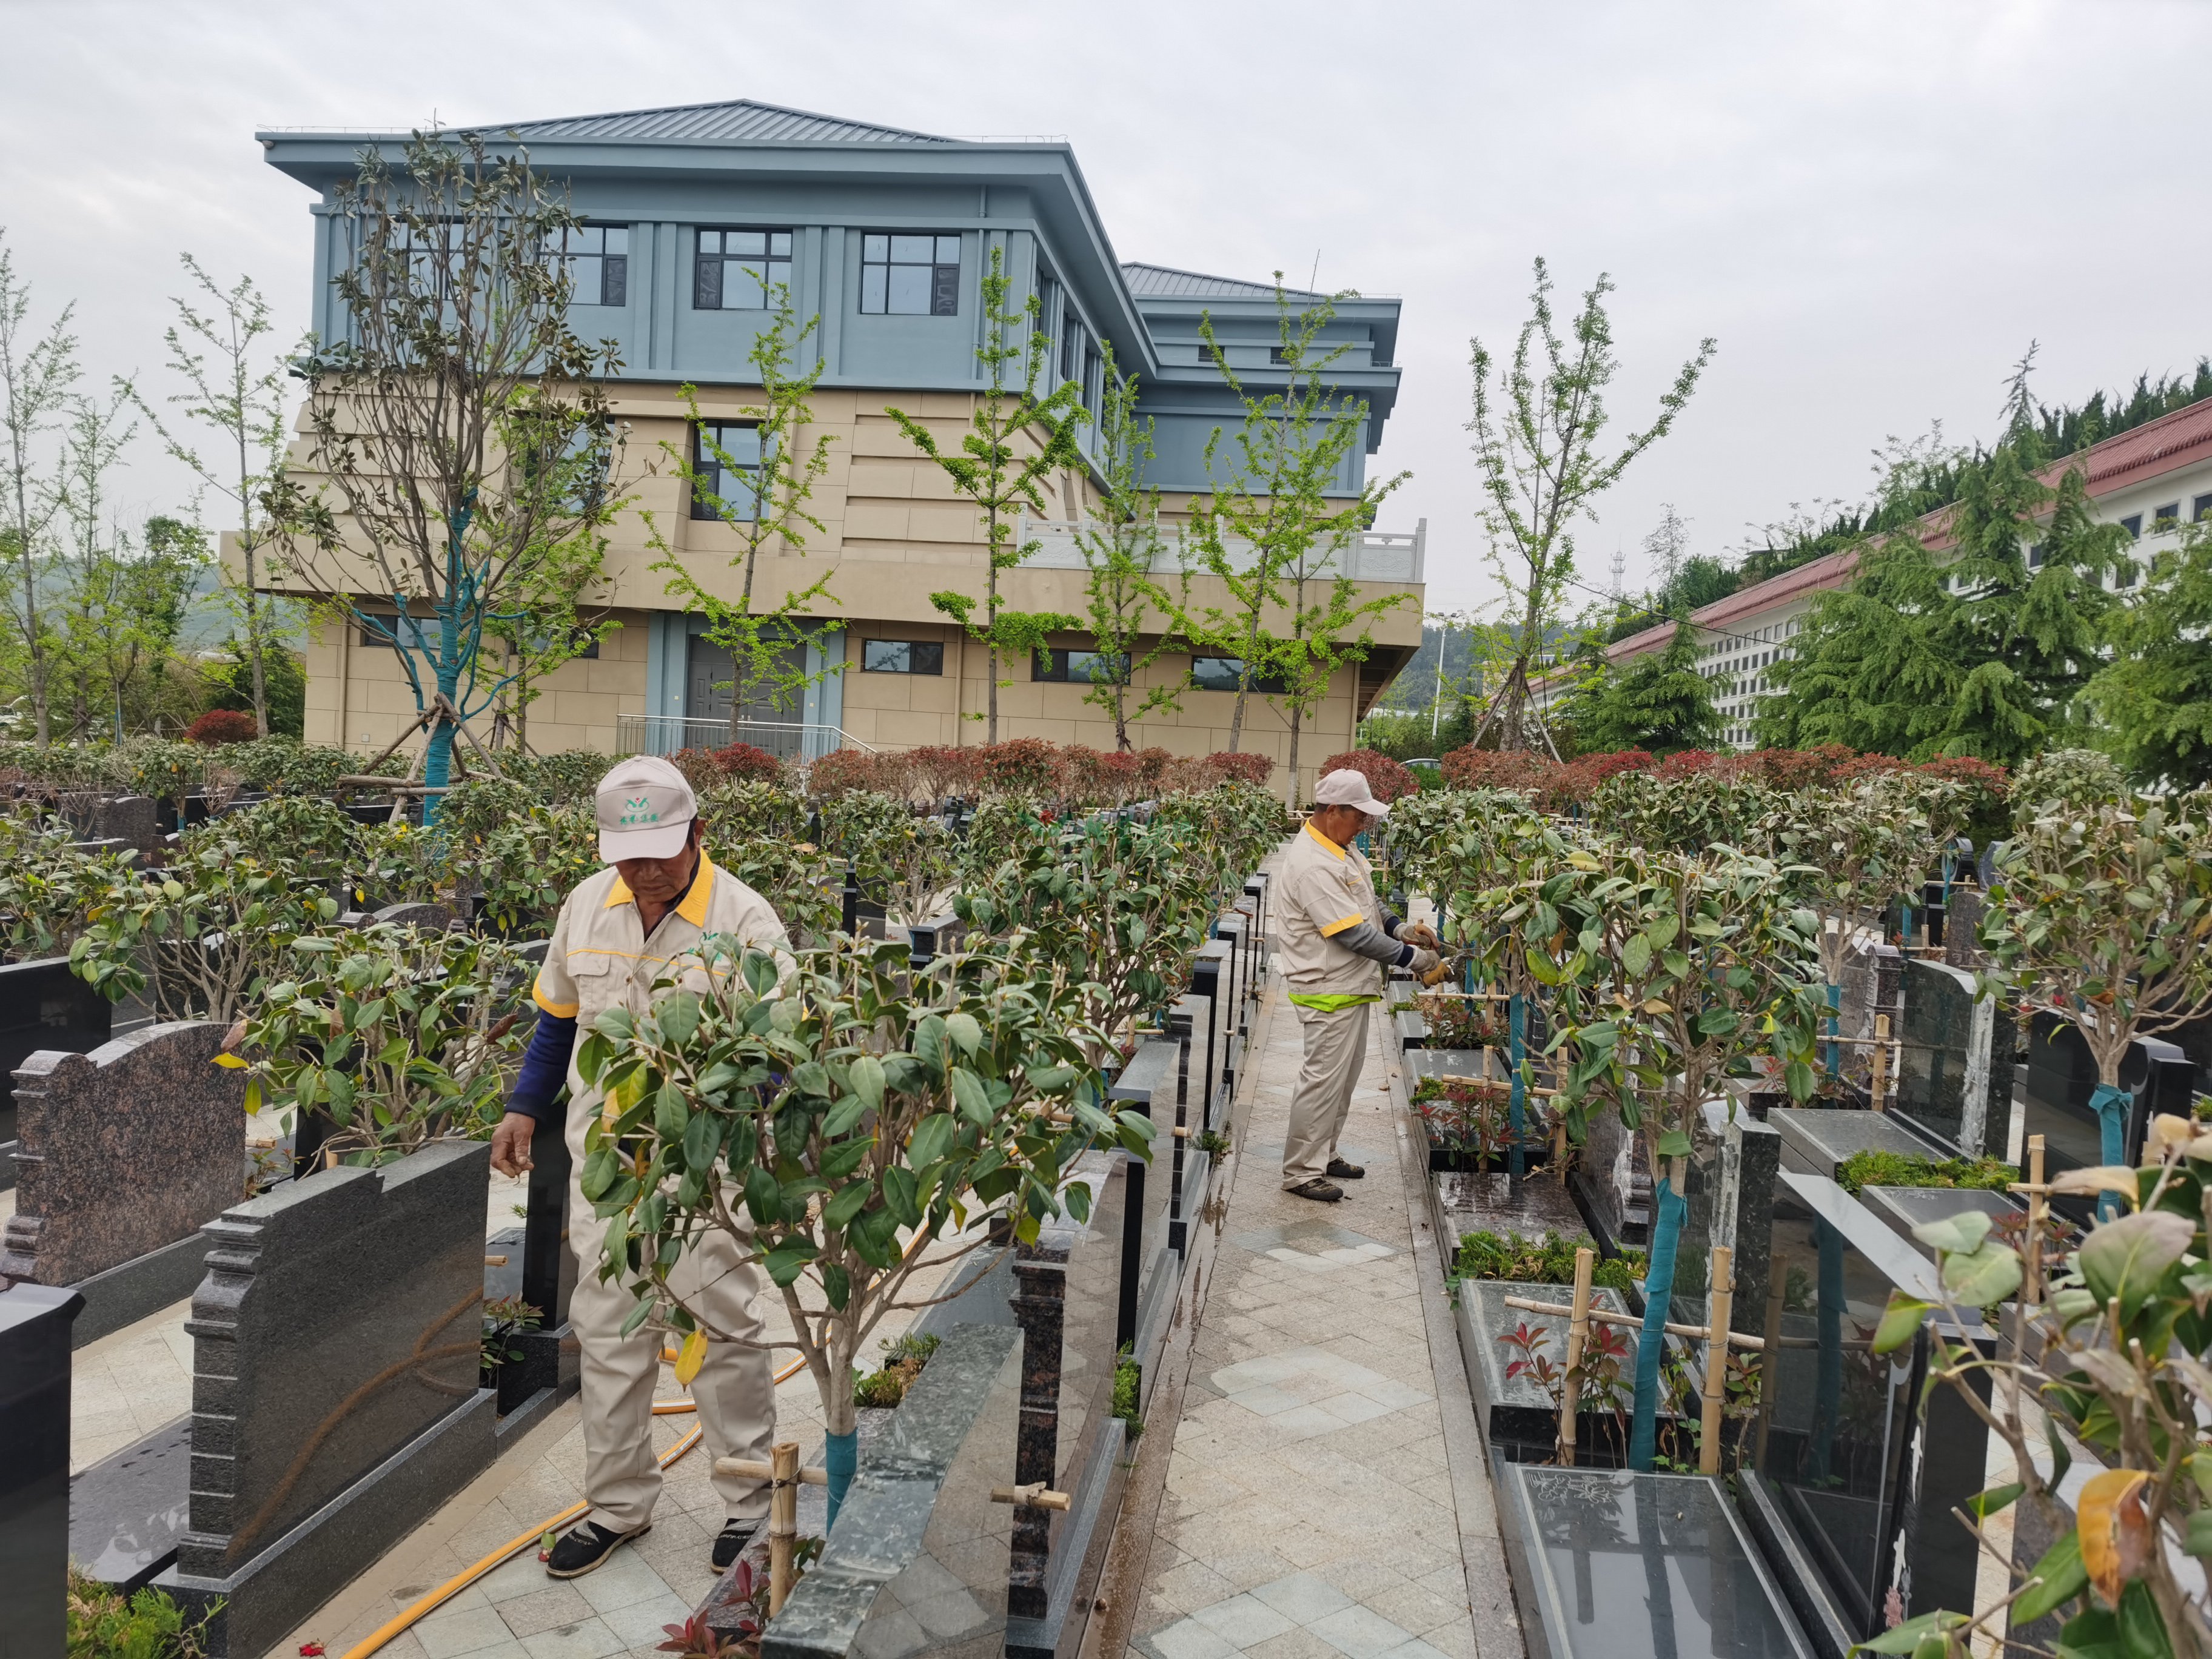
[185,708,258,746]
[971,739,1065,796]
[903,746,978,803]
[805,748,902,799]
[1437,747,1560,795]
[1316,749,1419,803]
[1207,751,1275,787]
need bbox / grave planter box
[1456,1279,1636,1466]
[1493,1463,1818,1659]
[1393,1007,1428,1051]
[1429,1172,1587,1266]
[1856,1185,2021,1261]
[1768,1108,1942,1183]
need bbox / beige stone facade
[273,383,1423,799]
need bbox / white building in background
[1570,399,2212,751]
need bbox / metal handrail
[612,715,875,763]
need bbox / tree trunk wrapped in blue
[825,1427,859,1528]
[2090,1082,2130,1221]
[1629,1175,1688,1471]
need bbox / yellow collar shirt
[531,851,792,1145]
[1275,820,1387,1002]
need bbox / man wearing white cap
[488,755,788,1579]
[1275,768,1442,1201]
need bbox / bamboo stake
[2024,1134,2046,1311]
[1699,1245,1734,1475]
[1501,1295,1773,1350]
[1869,1014,1891,1112]
[1559,1247,1594,1467]
[769,1441,799,1615]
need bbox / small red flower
[300,1644,327,1656]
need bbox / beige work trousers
[1282,999,1372,1188]
[568,1181,776,1533]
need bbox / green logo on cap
[618,794,660,826]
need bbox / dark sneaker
[1326,1158,1365,1179]
[711,1517,763,1572]
[546,1520,649,1579]
[1286,1178,1342,1203]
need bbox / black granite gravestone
[2022,1013,2191,1209]
[0,954,112,1190]
[0,1282,84,1659]
[1738,1172,1992,1658]
[1894,959,2012,1158]
[1457,1280,1635,1464]
[155,1139,498,1657]
[3,1022,246,1345]
[1494,1464,1817,1659]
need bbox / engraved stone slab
[4,1022,244,1291]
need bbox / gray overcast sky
[5,0,2207,620]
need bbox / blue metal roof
[489,98,956,147]
[1121,263,1322,301]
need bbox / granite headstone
[0,1282,85,1659]
[155,1139,498,1657]
[1894,959,2012,1158]
[0,954,112,1190]
[2,1022,246,1346]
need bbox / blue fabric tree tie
[825,1428,859,1529]
[2090,1082,2131,1221]
[1629,1176,1689,1471]
[1825,982,1842,1080]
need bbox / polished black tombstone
[0,954,113,1190]
[1739,1172,1992,1659]
[0,1282,84,1659]
[1495,1464,1817,1659]
[1458,1281,1634,1464]
[1893,959,2012,1158]
[494,1113,580,1424]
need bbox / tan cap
[1313,767,1391,818]
[595,755,697,861]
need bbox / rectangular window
[546,224,628,307]
[1190,655,1288,695]
[692,423,762,521]
[2194,493,2212,522]
[860,640,944,675]
[2117,560,2140,589]
[695,229,793,312]
[1033,647,1129,685]
[1061,313,1078,380]
[860,234,960,316]
[2120,513,2143,540]
[2027,542,2046,569]
[357,611,404,648]
[2154,502,2180,531]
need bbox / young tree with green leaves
[2084,520,2212,789]
[888,246,1085,744]
[0,229,79,745]
[266,132,626,819]
[651,290,841,746]
[1760,447,2128,763]
[1467,259,1714,754]
[1069,342,1184,750]
[139,258,295,738]
[1181,281,1408,797]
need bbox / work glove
[1407,947,1443,976]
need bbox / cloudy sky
[4,0,2206,617]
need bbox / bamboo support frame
[1559,1247,1594,1466]
[715,1445,818,1614]
[990,1483,1072,1511]
[1501,1294,1771,1350]
[1699,1245,1734,1475]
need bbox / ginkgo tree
[575,936,1152,1523]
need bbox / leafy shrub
[1437,746,1558,796]
[1113,1345,1142,1438]
[229,736,360,796]
[902,745,976,802]
[805,747,902,799]
[67,1567,215,1659]
[1834,1148,2020,1196]
[673,742,789,788]
[184,708,258,746]
[1316,748,1419,803]
[1544,748,1655,809]
[1453,1228,1646,1293]
[500,749,609,804]
[971,739,1064,797]
[2010,748,2124,816]
[697,779,810,847]
[1206,750,1273,787]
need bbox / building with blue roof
[256,99,1424,782]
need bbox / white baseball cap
[1314,768,1391,818]
[595,756,698,860]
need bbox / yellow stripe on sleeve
[532,980,580,1019]
[1318,913,1366,937]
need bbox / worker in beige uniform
[488,756,790,1580]
[1277,769,1442,1201]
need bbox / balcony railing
[613,716,875,764]
[1016,517,1426,585]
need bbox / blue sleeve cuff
[507,1013,578,1123]
[1394,942,1415,968]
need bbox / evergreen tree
[2085,520,2212,789]
[1561,622,1718,756]
[1758,446,2127,763]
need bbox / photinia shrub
[1316,748,1419,803]
[184,708,259,746]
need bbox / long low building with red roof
[1547,398,2212,749]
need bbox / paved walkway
[1120,968,1523,1659]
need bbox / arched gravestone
[2,1022,244,1346]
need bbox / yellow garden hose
[338,1352,807,1659]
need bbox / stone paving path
[1122,968,1524,1659]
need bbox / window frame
[1189,654,1289,696]
[692,421,765,523]
[859,639,945,676]
[546,223,629,308]
[1032,646,1130,685]
[859,233,962,317]
[694,228,794,313]
[2120,512,2144,540]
